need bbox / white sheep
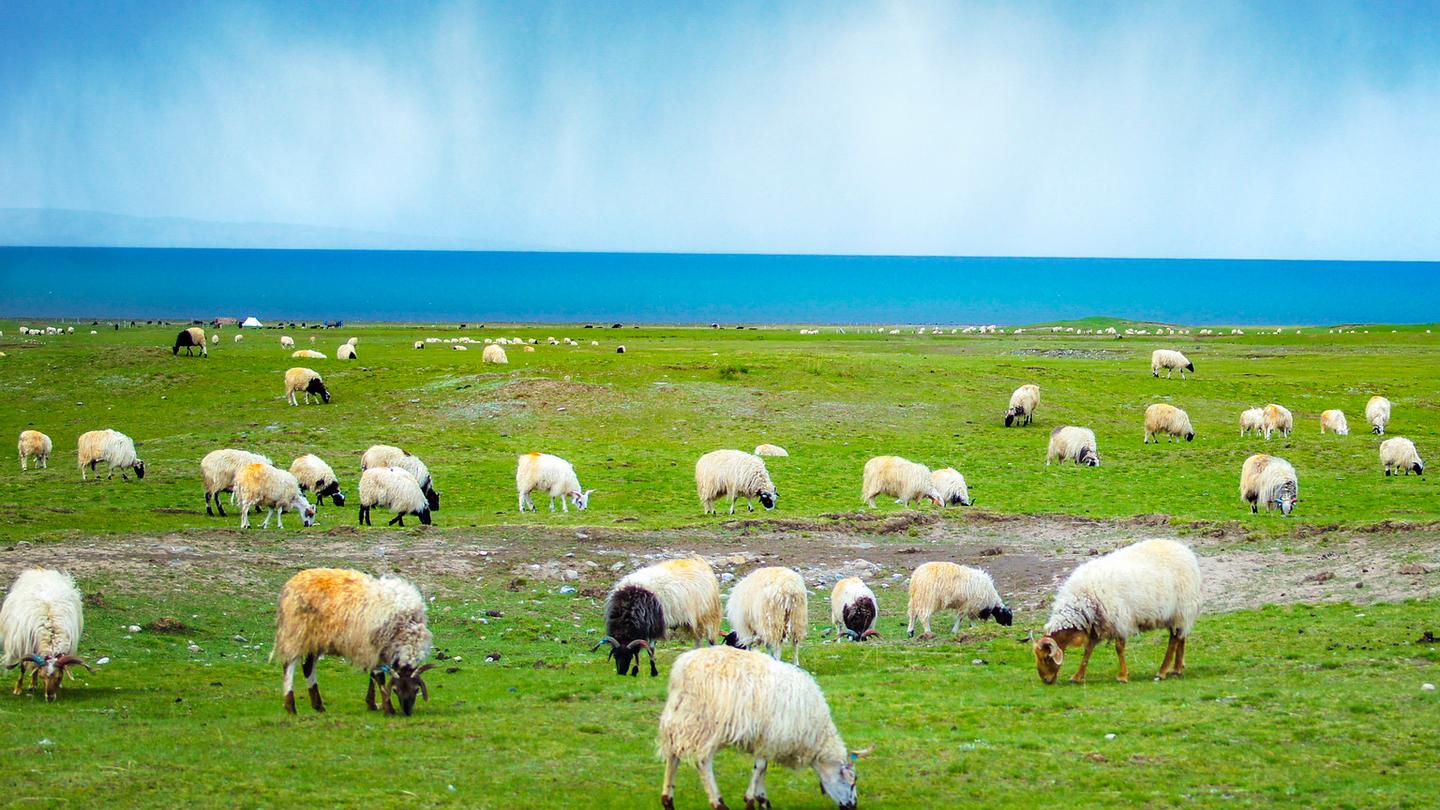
[1239,407,1266,437]
[413,340,424,349]
[657,646,860,810]
[1366,396,1391,435]
[200,448,273,517]
[210,333,219,345]
[1320,409,1349,435]
[234,463,316,529]
[77,429,145,480]
[515,452,592,512]
[1379,437,1424,476]
[862,455,941,507]
[906,562,1011,638]
[280,336,295,348]
[1143,403,1195,443]
[723,566,808,665]
[172,326,208,357]
[830,577,879,641]
[358,466,432,526]
[1046,426,1100,466]
[1,568,91,701]
[292,349,326,359]
[290,453,346,508]
[337,343,357,360]
[1262,403,1293,439]
[695,449,777,514]
[360,445,440,512]
[929,467,972,506]
[1150,349,1194,379]
[1005,383,1040,426]
[753,443,789,457]
[18,430,52,471]
[234,333,244,343]
[284,367,330,405]
[482,344,508,364]
[1032,539,1202,684]
[1239,453,1298,515]
[453,345,468,351]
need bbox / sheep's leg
[262,508,274,529]
[1115,638,1130,682]
[1071,638,1098,683]
[1173,637,1187,676]
[696,756,727,810]
[275,510,284,529]
[728,493,737,515]
[366,671,385,710]
[12,662,25,695]
[282,660,298,714]
[548,495,556,512]
[646,644,658,677]
[239,503,252,529]
[379,677,396,715]
[906,611,915,638]
[744,758,770,810]
[206,491,214,516]
[791,641,800,667]
[303,654,324,711]
[20,455,26,472]
[746,497,754,512]
[660,755,680,810]
[1157,629,1179,678]
[562,496,569,513]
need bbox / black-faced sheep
[862,455,941,508]
[1380,437,1424,476]
[358,466,432,527]
[1151,349,1193,379]
[1005,383,1040,426]
[290,453,346,508]
[284,367,330,405]
[77,429,145,480]
[1366,396,1391,435]
[1046,426,1100,466]
[1143,403,1195,443]
[695,449,777,515]
[830,577,879,641]
[593,558,722,677]
[173,326,208,357]
[360,445,441,512]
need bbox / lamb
[1262,403,1293,439]
[1320,409,1349,435]
[930,467,972,506]
[290,453,347,508]
[482,344,508,364]
[283,367,331,405]
[657,646,861,810]
[1366,396,1391,435]
[1,568,92,701]
[753,443,789,457]
[172,326,208,357]
[695,449,777,515]
[18,430,52,471]
[1239,453,1299,515]
[1151,349,1194,379]
[233,463,316,529]
[360,445,441,512]
[280,336,295,348]
[210,334,219,345]
[515,452,592,512]
[200,448,273,516]
[1004,383,1040,426]
[337,343,357,360]
[1239,407,1266,437]
[1046,426,1101,466]
[1032,539,1202,684]
[862,455,941,507]
[722,566,808,665]
[77,429,145,480]
[830,577,880,641]
[1379,437,1424,476]
[906,562,1012,639]
[292,349,326,359]
[1143,403,1195,443]
[593,558,722,677]
[358,466,433,526]
[272,568,435,716]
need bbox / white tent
[241,316,263,328]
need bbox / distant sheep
[1320,409,1349,435]
[337,343,357,360]
[210,334,219,345]
[616,345,626,354]
[482,344,507,364]
[77,429,145,480]
[1,568,91,701]
[1239,453,1298,515]
[200,448,273,516]
[234,463,316,529]
[594,558,722,677]
[1366,396,1391,435]
[1239,407,1266,437]
[1033,539,1201,684]
[360,445,440,512]
[515,452,592,512]
[284,367,330,405]
[290,453,346,508]
[1144,404,1195,443]
[413,340,424,349]
[930,467,972,506]
[1005,383,1040,426]
[522,345,535,353]
[754,443,789,457]
[695,449,777,514]
[830,577,879,641]
[358,466,432,526]
[906,562,1011,639]
[722,566,808,664]
[1151,349,1194,379]
[1047,426,1100,466]
[1379,437,1424,476]
[18,430,52,471]
[280,336,295,348]
[862,455,941,507]
[172,326,208,357]
[233,334,244,343]
[292,349,326,359]
[1262,403,1293,439]
[453,345,468,351]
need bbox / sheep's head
[1185,431,1195,442]
[1033,635,1064,684]
[1372,424,1383,435]
[132,459,146,479]
[720,631,747,650]
[569,489,594,510]
[814,749,863,810]
[415,506,433,525]
[924,486,943,506]
[317,480,346,506]
[423,485,441,512]
[591,636,652,676]
[1077,448,1100,467]
[306,378,331,403]
[12,654,93,701]
[1275,482,1297,516]
[841,628,881,642]
[758,489,777,510]
[299,500,317,527]
[1004,407,1019,427]
[980,606,1014,626]
[1186,362,1195,372]
[1413,461,1425,475]
[389,662,438,716]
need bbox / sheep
[521,345,535,353]
[360,445,441,512]
[657,646,861,810]
[234,463,316,529]
[1151,349,1194,379]
[172,326,208,357]
[515,452,592,512]
[200,448,273,516]
[1380,437,1424,476]
[862,455,941,508]
[280,336,295,348]
[290,453,346,508]
[753,443,789,457]
[18,430,52,471]
[1239,453,1299,515]
[1046,426,1100,466]
[77,429,145,480]
[1143,403,1195,443]
[1320,409,1349,435]
[272,568,436,716]
[906,562,1011,639]
[233,333,244,343]
[1004,383,1040,426]
[1239,407,1266,437]
[1366,396,1391,435]
[413,340,424,349]
[482,344,508,364]
[358,466,433,527]
[210,333,219,345]
[284,367,330,405]
[346,337,358,347]
[453,345,468,351]
[616,345,626,354]
[1262,403,1293,439]
[695,449,777,515]
[1032,538,1202,684]
[830,577,879,641]
[337,343,357,360]
[1,569,91,701]
[722,566,808,665]
[930,467,972,506]
[292,349,326,359]
[593,558,722,677]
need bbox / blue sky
[2,1,1438,259]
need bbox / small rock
[978,546,1003,557]
[232,635,248,643]
[127,625,142,633]
[720,573,735,582]
[610,562,625,572]
[485,653,501,662]
[485,609,503,618]
[1422,683,1436,691]
[1104,733,1117,740]
[559,585,577,594]
[1398,564,1433,575]
[187,644,202,653]
[1301,571,1335,584]
[95,657,110,666]
[971,659,986,665]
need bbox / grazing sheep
[1379,437,1424,476]
[200,448,273,516]
[1005,383,1040,426]
[360,445,440,512]
[1239,453,1299,515]
[284,367,330,406]
[1,569,91,701]
[233,333,244,343]
[337,343,357,360]
[482,344,507,364]
[1046,426,1101,466]
[453,345,468,351]
[930,467,972,506]
[280,336,295,348]
[1366,396,1391,435]
[292,349,326,359]
[1262,403,1293,440]
[906,562,1012,639]
[358,466,432,527]
[233,463,316,529]
[695,449,777,515]
[413,340,424,349]
[722,566,808,665]
[77,429,145,480]
[616,345,626,354]
[1144,403,1195,443]
[515,452,592,512]
[272,568,435,716]
[1151,349,1194,379]
[1032,539,1202,684]
[830,577,879,641]
[862,455,941,508]
[172,326,208,357]
[593,558,723,677]
[290,453,346,508]
[1239,407,1266,437]
[1320,409,1349,435]
[210,334,219,345]
[346,337,358,347]
[753,443,789,457]
[18,430,52,471]
[657,646,861,810]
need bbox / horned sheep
[1151,349,1194,379]
[233,463,316,529]
[284,367,331,406]
[1,568,92,701]
[290,453,346,508]
[830,577,879,641]
[1046,426,1100,466]
[593,558,722,677]
[1005,383,1040,426]
[906,562,1011,639]
[515,452,592,512]
[1379,437,1424,476]
[862,455,941,507]
[18,430,52,471]
[1239,453,1298,515]
[1320,409,1349,435]
[200,448,272,516]
[360,445,440,512]
[1262,403,1293,439]
[172,326,208,357]
[1366,396,1391,435]
[695,449,777,515]
[722,566,808,665]
[357,466,433,527]
[77,429,145,480]
[1144,403,1195,443]
[930,467,972,506]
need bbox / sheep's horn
[841,629,859,641]
[589,636,618,652]
[861,629,881,640]
[626,638,653,651]
[54,656,93,673]
[415,663,438,675]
